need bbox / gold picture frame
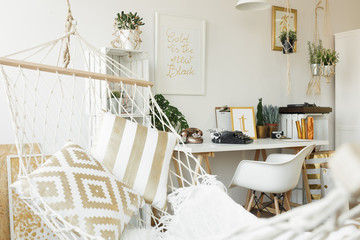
[272,6,297,52]
[230,107,257,139]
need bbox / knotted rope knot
[63,0,75,68]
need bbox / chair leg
[274,195,280,215]
[256,193,265,217]
[247,191,255,212]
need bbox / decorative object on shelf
[150,94,189,134]
[155,13,206,95]
[256,98,266,138]
[181,128,203,144]
[230,107,257,139]
[272,6,297,52]
[235,0,270,11]
[111,11,145,50]
[109,90,121,114]
[279,30,297,54]
[263,105,280,138]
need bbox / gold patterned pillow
[11,143,144,239]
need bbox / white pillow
[92,112,178,209]
[12,143,144,239]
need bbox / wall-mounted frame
[155,13,206,95]
[272,6,297,52]
[7,155,56,240]
[231,107,257,139]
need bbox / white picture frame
[231,107,257,139]
[155,13,206,95]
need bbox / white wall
[1,0,360,203]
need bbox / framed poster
[272,6,297,51]
[7,155,58,240]
[230,107,257,139]
[155,13,206,95]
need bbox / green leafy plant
[321,48,339,65]
[256,98,264,126]
[115,11,145,30]
[279,30,297,43]
[263,105,279,124]
[308,40,323,64]
[110,90,121,98]
[150,94,189,134]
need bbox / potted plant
[150,94,189,134]
[109,90,121,114]
[279,30,297,54]
[111,11,145,50]
[308,40,323,76]
[321,48,339,78]
[256,98,266,138]
[263,105,280,137]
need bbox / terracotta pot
[256,125,266,138]
[266,123,279,138]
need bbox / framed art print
[272,6,297,51]
[7,155,58,240]
[230,107,257,139]
[155,13,206,95]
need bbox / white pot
[119,30,141,50]
[108,98,119,114]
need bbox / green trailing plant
[308,40,323,64]
[256,98,264,126]
[150,94,189,134]
[321,48,339,65]
[263,105,279,124]
[279,30,297,43]
[115,11,145,30]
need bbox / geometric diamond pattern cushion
[91,112,178,209]
[11,143,144,239]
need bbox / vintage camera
[271,131,284,139]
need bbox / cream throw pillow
[92,112,178,209]
[12,143,143,239]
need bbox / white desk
[175,138,329,207]
[177,138,329,154]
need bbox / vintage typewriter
[210,130,253,144]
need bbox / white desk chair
[229,144,315,215]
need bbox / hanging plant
[307,40,323,76]
[321,48,339,78]
[279,30,297,54]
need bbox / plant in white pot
[321,48,339,79]
[279,30,297,54]
[111,11,145,50]
[307,40,323,76]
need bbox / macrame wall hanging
[306,0,335,95]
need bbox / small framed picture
[230,107,257,139]
[272,6,297,51]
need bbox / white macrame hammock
[1,5,360,240]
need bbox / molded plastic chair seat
[229,145,315,215]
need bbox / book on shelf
[281,114,315,140]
